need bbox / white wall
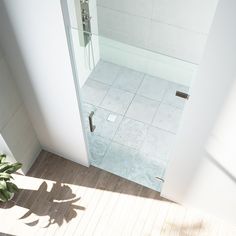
[162,0,236,224]
[0,48,41,173]
[97,0,219,64]
[0,0,89,167]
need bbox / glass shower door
[67,0,195,192]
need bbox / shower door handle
[155,176,164,183]
[89,111,96,132]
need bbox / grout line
[109,114,126,146]
[110,63,123,86]
[150,101,161,125]
[93,65,131,107]
[122,72,146,117]
[98,84,111,107]
[111,73,145,94]
[123,93,136,117]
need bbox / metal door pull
[155,176,165,183]
[89,111,96,132]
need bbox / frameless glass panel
[66,0,205,192]
[68,27,193,192]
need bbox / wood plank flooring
[0,151,235,236]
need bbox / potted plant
[0,154,22,202]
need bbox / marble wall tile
[82,79,110,106]
[137,75,168,101]
[113,117,148,149]
[112,67,144,93]
[87,135,111,166]
[90,60,121,85]
[100,88,134,115]
[140,126,176,161]
[93,107,123,139]
[152,103,183,133]
[100,142,139,178]
[126,95,160,124]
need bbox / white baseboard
[99,37,198,87]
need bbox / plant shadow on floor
[1,181,85,228]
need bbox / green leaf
[0,154,6,164]
[0,163,11,172]
[1,189,11,201]
[0,180,7,190]
[5,163,22,174]
[6,182,19,193]
[0,190,7,202]
[0,172,12,180]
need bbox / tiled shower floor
[81,60,188,191]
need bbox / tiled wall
[97,0,219,64]
[0,50,41,173]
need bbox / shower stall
[65,0,218,191]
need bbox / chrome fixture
[74,0,92,47]
[89,111,96,132]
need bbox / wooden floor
[0,151,235,236]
